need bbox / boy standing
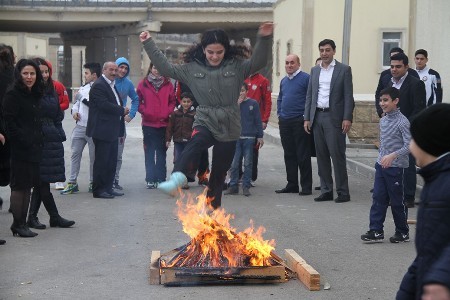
[361,87,411,243]
[397,103,450,300]
[225,84,264,197]
[61,63,101,194]
[165,92,196,189]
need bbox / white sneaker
[250,181,256,187]
[55,182,65,190]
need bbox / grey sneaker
[224,185,239,195]
[243,187,251,197]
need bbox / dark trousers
[404,154,417,201]
[279,117,313,193]
[313,111,349,196]
[174,126,236,209]
[197,149,210,181]
[92,138,118,195]
[369,163,409,235]
[143,126,167,183]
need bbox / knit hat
[410,103,450,157]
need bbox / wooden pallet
[149,249,321,290]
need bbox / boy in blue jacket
[396,103,450,300]
[225,84,263,196]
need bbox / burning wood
[162,189,277,269]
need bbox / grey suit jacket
[304,60,354,127]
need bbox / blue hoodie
[115,57,139,119]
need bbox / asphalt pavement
[0,109,420,300]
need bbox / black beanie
[410,103,450,157]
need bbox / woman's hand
[139,31,152,42]
[258,22,274,37]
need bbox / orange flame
[167,189,276,268]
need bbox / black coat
[397,154,450,299]
[0,68,14,186]
[2,86,43,164]
[86,76,125,141]
[39,89,66,183]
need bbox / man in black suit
[374,47,420,118]
[86,62,130,199]
[386,53,426,207]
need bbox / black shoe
[93,192,115,199]
[11,224,38,237]
[389,232,409,243]
[50,215,75,228]
[108,190,124,197]
[361,230,384,242]
[314,186,321,191]
[27,216,47,230]
[275,187,299,194]
[299,191,312,196]
[314,192,333,202]
[0,239,5,245]
[335,195,351,203]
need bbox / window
[380,31,404,69]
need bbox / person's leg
[207,140,237,209]
[142,126,156,184]
[279,118,299,190]
[92,138,111,195]
[68,125,87,184]
[27,187,45,229]
[369,164,390,233]
[106,139,118,193]
[387,167,409,235]
[115,130,126,184]
[242,139,254,189]
[403,154,417,206]
[10,189,37,237]
[292,118,312,193]
[252,139,259,182]
[228,140,240,188]
[154,127,168,183]
[87,135,95,186]
[197,149,210,184]
[40,181,75,228]
[313,113,333,195]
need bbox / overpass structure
[0,0,274,88]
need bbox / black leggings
[174,126,236,209]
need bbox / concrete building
[271,0,449,142]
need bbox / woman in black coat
[3,59,43,237]
[26,57,74,230]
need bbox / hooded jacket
[115,57,139,120]
[166,105,195,143]
[137,76,175,128]
[46,60,70,111]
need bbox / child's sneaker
[361,230,384,242]
[60,183,79,195]
[146,182,156,189]
[389,232,409,243]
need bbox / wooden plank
[284,249,320,291]
[407,219,417,224]
[160,265,286,285]
[149,251,161,285]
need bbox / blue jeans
[142,126,167,183]
[173,142,187,165]
[229,138,254,189]
[369,163,409,235]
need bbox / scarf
[147,73,165,91]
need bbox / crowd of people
[1,21,449,298]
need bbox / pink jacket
[137,78,176,128]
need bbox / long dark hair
[0,43,14,71]
[182,28,246,64]
[14,58,44,97]
[32,57,54,93]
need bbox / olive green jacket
[142,35,272,142]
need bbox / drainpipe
[342,0,352,65]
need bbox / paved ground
[0,109,420,299]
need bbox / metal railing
[0,0,276,8]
